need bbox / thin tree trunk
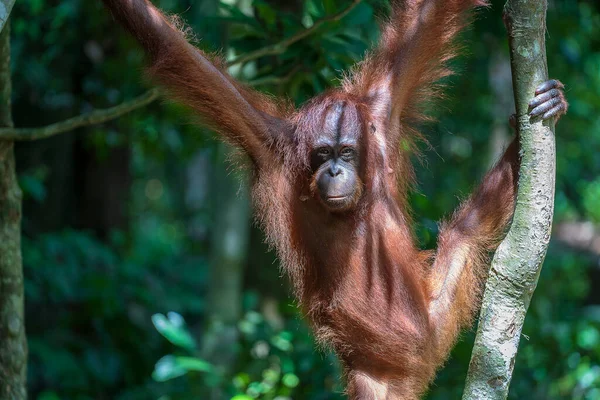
[0,21,27,400]
[200,0,251,372]
[462,1,555,399]
[203,143,251,350]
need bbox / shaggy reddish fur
[101,1,520,398]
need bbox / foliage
[22,229,206,399]
[149,307,342,399]
[10,0,600,399]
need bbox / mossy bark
[0,22,27,400]
[462,1,555,399]
[0,1,15,33]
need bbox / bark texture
[462,1,555,399]
[0,0,15,33]
[0,22,27,400]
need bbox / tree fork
[0,21,27,400]
[462,1,556,398]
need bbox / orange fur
[101,1,521,398]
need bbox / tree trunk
[0,21,27,400]
[462,1,556,399]
[203,143,251,360]
[198,0,251,371]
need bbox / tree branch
[0,0,15,34]
[226,0,361,66]
[0,89,161,141]
[247,64,303,87]
[462,1,556,399]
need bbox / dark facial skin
[309,102,363,212]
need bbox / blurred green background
[9,0,600,399]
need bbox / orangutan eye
[340,147,355,160]
[317,147,332,158]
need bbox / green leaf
[282,373,300,388]
[254,2,277,28]
[151,313,196,350]
[152,355,213,382]
[175,356,213,373]
[152,355,186,382]
[323,0,337,15]
[343,3,374,26]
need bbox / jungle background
[10,0,600,399]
